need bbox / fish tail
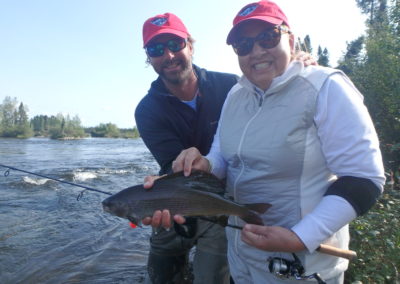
[244,203,271,214]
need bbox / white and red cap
[142,13,189,47]
[227,0,290,44]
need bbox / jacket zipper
[233,91,265,253]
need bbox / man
[135,12,238,284]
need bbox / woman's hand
[241,224,306,252]
[141,175,186,228]
[172,147,210,176]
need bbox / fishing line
[1,164,246,230]
[198,216,244,230]
[0,163,112,200]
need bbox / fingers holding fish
[173,214,186,225]
[172,147,209,176]
[141,210,171,228]
[241,224,306,252]
[143,175,165,189]
[141,210,186,229]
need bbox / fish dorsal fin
[155,170,226,195]
[244,203,272,214]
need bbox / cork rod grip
[317,244,357,260]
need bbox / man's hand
[141,175,186,228]
[241,224,306,252]
[294,51,318,67]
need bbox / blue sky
[0,0,366,128]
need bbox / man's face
[146,34,193,85]
[235,21,292,90]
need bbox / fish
[102,170,271,226]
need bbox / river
[0,138,159,283]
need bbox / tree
[317,46,330,67]
[0,97,33,138]
[337,36,365,75]
[0,96,18,129]
[296,35,313,54]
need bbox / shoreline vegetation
[0,97,139,140]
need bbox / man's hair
[145,36,196,65]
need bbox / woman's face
[236,20,293,90]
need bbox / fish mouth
[102,199,130,218]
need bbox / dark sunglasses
[232,25,291,56]
[145,38,187,58]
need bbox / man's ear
[188,41,194,56]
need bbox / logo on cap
[151,17,167,26]
[239,4,258,16]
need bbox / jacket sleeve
[135,101,184,175]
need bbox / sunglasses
[145,38,187,58]
[232,25,291,56]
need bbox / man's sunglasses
[145,38,187,58]
[232,25,291,56]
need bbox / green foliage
[345,188,400,283]
[0,96,33,138]
[341,3,400,282]
[84,124,140,138]
[340,0,400,149]
[88,123,121,138]
[337,36,365,74]
[31,113,86,139]
[119,127,140,138]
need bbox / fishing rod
[0,163,112,200]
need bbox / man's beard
[159,59,192,85]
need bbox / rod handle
[317,244,357,260]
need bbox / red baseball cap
[227,0,290,44]
[142,13,189,47]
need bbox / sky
[0,0,367,128]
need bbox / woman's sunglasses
[232,25,291,56]
[145,38,187,58]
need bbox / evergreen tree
[317,46,330,67]
[337,36,365,75]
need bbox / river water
[0,138,159,284]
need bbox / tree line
[0,97,139,139]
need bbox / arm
[292,73,385,252]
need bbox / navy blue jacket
[135,65,238,175]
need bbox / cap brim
[226,17,283,44]
[143,29,188,47]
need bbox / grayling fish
[102,170,270,226]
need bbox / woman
[171,1,385,283]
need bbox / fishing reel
[268,253,327,284]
